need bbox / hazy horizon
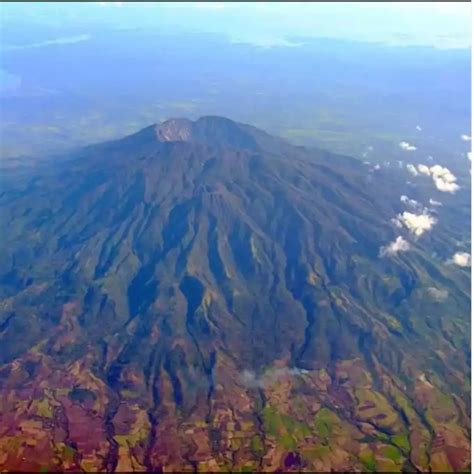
[1,2,472,50]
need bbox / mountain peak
[154,116,259,150]
[155,118,194,142]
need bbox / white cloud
[416,125,422,131]
[430,165,455,179]
[467,152,472,161]
[240,369,263,388]
[417,164,431,176]
[400,195,421,209]
[5,35,91,50]
[391,217,403,228]
[429,198,442,207]
[379,236,411,257]
[406,164,418,176]
[433,177,459,193]
[430,165,460,193]
[414,164,460,193]
[232,36,305,48]
[461,134,471,141]
[396,211,437,237]
[362,145,374,158]
[426,287,448,301]
[399,141,417,151]
[240,367,309,388]
[450,252,471,267]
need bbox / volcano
[0,116,470,472]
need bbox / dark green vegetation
[0,117,470,471]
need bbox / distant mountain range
[0,116,470,472]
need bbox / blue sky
[1,2,471,49]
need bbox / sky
[0,2,471,49]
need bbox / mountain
[0,116,470,472]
